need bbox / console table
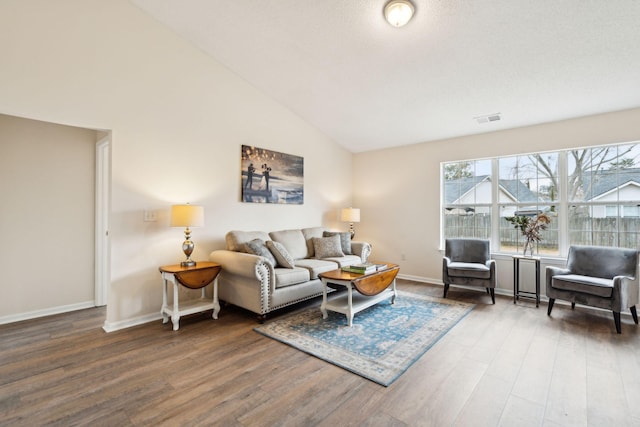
[159,262,222,331]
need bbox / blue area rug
[254,290,475,386]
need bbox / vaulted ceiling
[131,0,640,153]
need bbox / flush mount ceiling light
[384,0,415,27]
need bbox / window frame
[441,142,640,257]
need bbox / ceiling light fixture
[384,0,415,27]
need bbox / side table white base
[161,273,219,331]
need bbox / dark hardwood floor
[1,280,639,426]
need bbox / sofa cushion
[295,258,339,279]
[552,274,614,298]
[321,254,361,267]
[226,230,271,252]
[243,239,276,266]
[313,235,345,259]
[323,231,352,255]
[302,227,326,257]
[447,262,491,279]
[274,267,310,288]
[567,245,638,279]
[266,240,295,268]
[445,238,490,264]
[269,229,308,260]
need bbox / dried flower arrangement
[505,212,552,256]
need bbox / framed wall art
[241,145,304,204]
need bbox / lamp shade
[170,204,204,228]
[384,0,415,27]
[341,208,361,223]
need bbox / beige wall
[0,0,353,329]
[353,108,640,290]
[0,114,96,318]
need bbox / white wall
[0,114,96,319]
[0,0,353,329]
[354,108,640,292]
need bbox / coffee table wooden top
[319,262,399,296]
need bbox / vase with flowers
[505,212,552,256]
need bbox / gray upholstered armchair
[546,245,639,334]
[443,238,496,304]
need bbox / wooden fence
[444,215,640,249]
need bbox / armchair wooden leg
[443,283,449,298]
[547,298,555,315]
[613,311,621,334]
[489,288,495,304]
[631,306,638,324]
[571,302,576,309]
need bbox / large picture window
[441,142,640,256]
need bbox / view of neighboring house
[443,175,541,216]
[581,168,640,217]
[444,168,640,218]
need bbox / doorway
[0,114,110,323]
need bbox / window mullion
[558,151,569,256]
[490,158,500,252]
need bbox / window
[498,153,559,255]
[568,144,640,249]
[442,142,640,256]
[442,160,492,239]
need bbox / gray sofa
[546,245,639,333]
[209,227,371,320]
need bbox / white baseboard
[102,312,162,333]
[397,273,439,284]
[0,301,95,325]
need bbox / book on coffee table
[341,262,387,274]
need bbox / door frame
[95,134,111,306]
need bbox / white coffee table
[319,263,399,326]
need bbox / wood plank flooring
[1,280,639,426]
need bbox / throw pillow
[313,235,345,259]
[244,239,276,266]
[266,240,296,269]
[323,231,352,255]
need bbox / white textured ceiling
[131,0,640,153]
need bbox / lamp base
[180,260,196,267]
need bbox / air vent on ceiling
[474,113,502,124]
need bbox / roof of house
[445,168,640,206]
[583,168,640,200]
[444,175,539,205]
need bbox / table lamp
[171,204,205,267]
[341,207,360,240]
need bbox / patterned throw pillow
[244,239,276,266]
[266,240,296,269]
[323,231,352,255]
[313,235,345,259]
